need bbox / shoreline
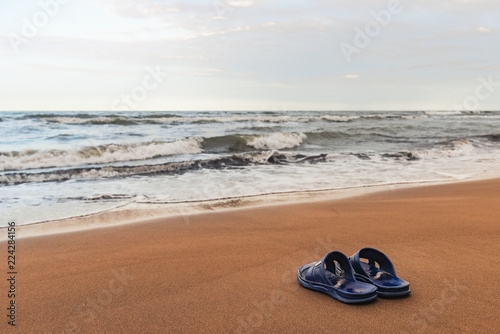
[0,178,471,240]
[4,171,500,240]
[2,174,499,332]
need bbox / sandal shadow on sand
[297,251,378,304]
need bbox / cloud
[182,25,252,40]
[222,0,256,8]
[476,26,491,33]
[96,0,181,17]
[1,0,500,111]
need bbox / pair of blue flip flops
[297,247,410,304]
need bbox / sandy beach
[2,178,500,333]
[3,0,500,332]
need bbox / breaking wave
[4,129,496,173]
[0,131,311,172]
[0,151,330,186]
[245,132,306,150]
[412,138,475,159]
[0,137,204,171]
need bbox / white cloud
[223,0,257,8]
[182,25,251,40]
[476,26,491,33]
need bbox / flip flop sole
[376,289,411,297]
[354,273,411,297]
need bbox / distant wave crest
[12,111,489,126]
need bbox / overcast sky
[0,0,499,111]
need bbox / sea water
[1,110,499,225]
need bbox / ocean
[1,110,499,226]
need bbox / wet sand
[2,178,499,333]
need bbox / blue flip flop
[297,251,378,304]
[349,248,410,297]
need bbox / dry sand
[1,178,499,333]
